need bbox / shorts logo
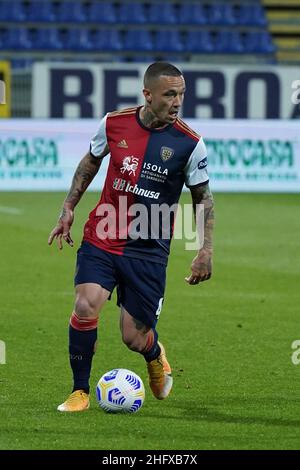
[120,156,139,176]
[160,146,174,162]
[155,298,164,318]
[197,157,207,169]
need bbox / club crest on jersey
[160,146,174,162]
[120,156,139,176]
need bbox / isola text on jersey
[142,162,169,175]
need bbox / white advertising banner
[187,119,300,192]
[0,119,299,192]
[0,119,109,191]
[32,62,300,119]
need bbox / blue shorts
[74,241,166,328]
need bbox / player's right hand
[48,207,74,250]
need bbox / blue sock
[69,325,97,394]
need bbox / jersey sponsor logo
[197,157,207,169]
[113,178,160,199]
[140,162,169,184]
[160,146,174,162]
[113,178,127,191]
[117,139,128,148]
[142,162,168,175]
[120,156,139,176]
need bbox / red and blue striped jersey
[83,106,208,264]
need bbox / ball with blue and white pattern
[96,368,145,413]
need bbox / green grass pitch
[0,191,300,450]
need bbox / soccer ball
[96,368,145,413]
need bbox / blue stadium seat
[88,2,117,23]
[123,30,153,51]
[153,31,183,52]
[238,4,267,26]
[33,28,63,50]
[237,5,251,25]
[91,30,122,51]
[244,32,259,52]
[148,3,177,24]
[26,1,56,22]
[251,5,268,26]
[64,29,93,51]
[5,28,32,49]
[56,1,87,23]
[0,30,3,49]
[119,3,146,24]
[185,31,214,53]
[214,31,244,53]
[209,3,236,26]
[10,58,33,69]
[178,4,208,25]
[244,31,275,53]
[0,0,26,21]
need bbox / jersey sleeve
[184,138,209,188]
[90,114,108,158]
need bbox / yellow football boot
[147,341,173,400]
[57,390,90,412]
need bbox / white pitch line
[0,206,23,215]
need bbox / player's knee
[75,296,98,318]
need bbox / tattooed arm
[64,148,109,209]
[185,182,214,285]
[48,147,109,249]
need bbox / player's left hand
[185,249,212,285]
[48,206,74,250]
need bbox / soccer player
[48,62,214,412]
